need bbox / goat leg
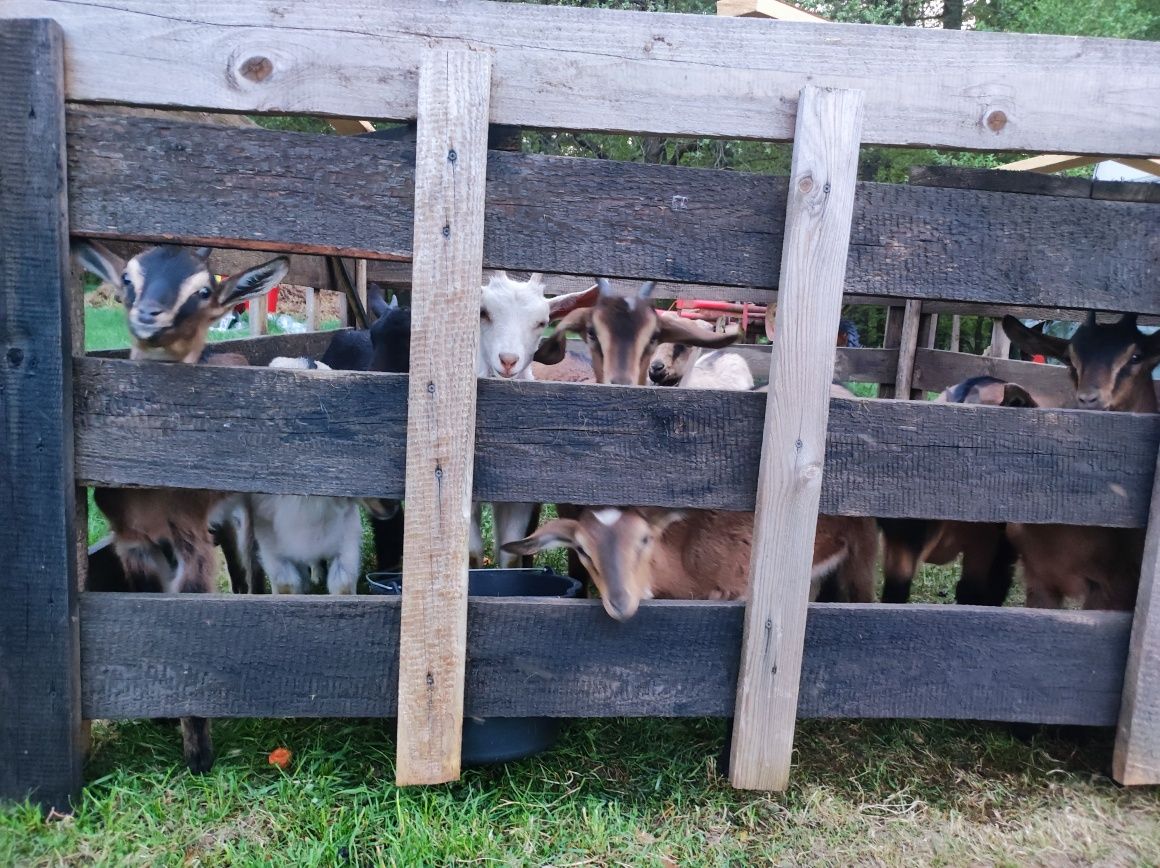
[181,717,214,775]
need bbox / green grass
[33,306,1157,864]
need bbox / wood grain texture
[4,0,1160,152]
[89,328,343,366]
[396,49,491,786]
[1113,446,1160,785]
[892,300,923,398]
[78,595,1132,726]
[911,164,1160,205]
[731,87,864,791]
[72,359,1160,526]
[63,110,1160,314]
[0,19,83,812]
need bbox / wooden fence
[2,0,1159,808]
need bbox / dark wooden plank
[89,328,343,366]
[912,348,1074,403]
[908,165,1092,198]
[78,595,1131,726]
[65,110,1160,314]
[73,359,1160,526]
[0,19,82,812]
[1092,180,1160,205]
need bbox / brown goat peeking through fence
[1001,312,1159,611]
[74,241,287,774]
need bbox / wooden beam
[1113,446,1160,785]
[950,315,961,353]
[63,110,1160,314]
[731,86,864,791]
[89,328,340,366]
[0,19,83,812]
[999,154,1101,173]
[396,49,491,786]
[892,300,923,398]
[4,0,1160,154]
[73,359,1160,528]
[911,348,1072,405]
[716,0,828,22]
[989,319,1012,360]
[79,595,1132,726]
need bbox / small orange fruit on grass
[268,747,292,769]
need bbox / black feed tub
[368,567,583,766]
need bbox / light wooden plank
[730,86,864,791]
[892,299,923,399]
[304,287,318,330]
[989,318,1012,359]
[950,315,961,353]
[1113,444,1160,785]
[877,305,906,399]
[0,18,83,813]
[3,1,1159,154]
[999,153,1101,173]
[249,291,268,336]
[396,48,491,787]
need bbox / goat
[74,240,287,774]
[250,357,378,595]
[504,506,877,621]
[999,312,1160,610]
[876,376,1034,606]
[472,272,599,569]
[647,314,744,387]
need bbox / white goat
[252,357,365,594]
[472,272,598,568]
[648,315,753,391]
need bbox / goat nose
[498,353,518,369]
[135,305,163,323]
[649,360,664,373]
[1076,390,1101,408]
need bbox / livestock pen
[2,0,1159,816]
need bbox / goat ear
[638,281,657,300]
[217,256,290,307]
[1001,315,1070,363]
[1138,328,1160,363]
[596,277,614,297]
[656,314,741,349]
[1001,383,1038,408]
[533,331,568,366]
[1120,313,1139,331]
[73,240,125,288]
[636,508,687,534]
[193,247,213,262]
[547,284,600,320]
[501,519,579,556]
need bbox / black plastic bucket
[367,567,582,766]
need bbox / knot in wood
[426,381,436,394]
[447,149,457,163]
[6,347,24,369]
[984,109,1008,133]
[239,56,274,83]
[441,224,451,238]
[797,175,814,194]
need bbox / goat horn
[194,246,212,261]
[638,281,657,299]
[597,278,614,296]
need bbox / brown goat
[504,506,877,621]
[75,241,286,774]
[1001,312,1160,610]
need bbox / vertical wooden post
[989,318,1011,359]
[730,86,864,791]
[0,19,84,812]
[250,292,269,336]
[1113,445,1160,785]
[877,305,905,398]
[305,287,319,331]
[396,48,492,786]
[923,313,938,350]
[950,315,962,353]
[355,260,369,319]
[891,299,923,399]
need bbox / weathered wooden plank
[78,595,1132,726]
[1092,180,1160,205]
[5,0,1160,153]
[892,300,923,399]
[396,50,491,786]
[909,165,1093,198]
[72,359,1160,527]
[0,19,83,812]
[731,87,864,791]
[912,348,1073,404]
[1113,445,1160,785]
[88,328,342,365]
[63,110,1160,313]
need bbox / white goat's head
[477,272,597,379]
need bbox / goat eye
[198,285,212,300]
[480,309,491,322]
[640,535,650,547]
[586,327,596,340]
[1131,353,1143,364]
[534,321,547,331]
